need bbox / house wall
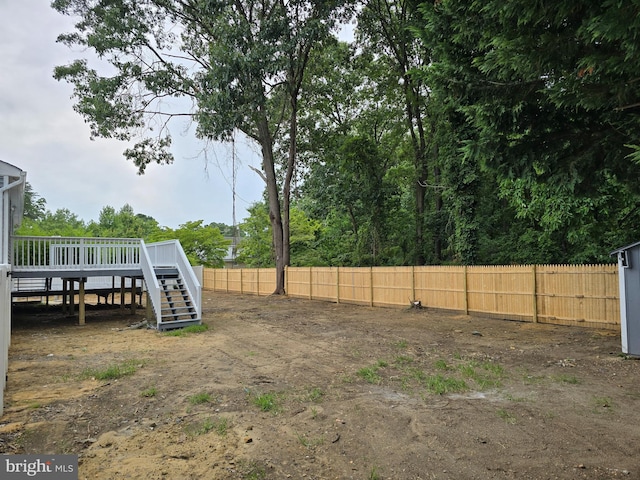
[0,264,10,417]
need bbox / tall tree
[52,0,347,293]
[357,0,439,264]
[415,0,640,262]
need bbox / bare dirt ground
[1,290,639,479]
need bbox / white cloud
[0,1,265,229]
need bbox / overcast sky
[0,1,265,229]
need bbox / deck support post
[78,278,86,325]
[130,278,136,315]
[62,279,68,314]
[69,280,75,316]
[120,278,126,311]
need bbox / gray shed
[611,241,640,356]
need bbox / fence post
[370,267,374,307]
[464,265,469,315]
[336,266,340,304]
[226,269,229,293]
[411,265,416,303]
[309,266,313,300]
[240,269,244,294]
[532,264,538,323]
[285,266,289,295]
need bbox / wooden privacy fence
[202,264,621,330]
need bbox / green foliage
[18,208,88,237]
[237,202,325,267]
[155,221,229,268]
[414,0,640,262]
[38,0,640,266]
[87,204,160,239]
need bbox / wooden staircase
[155,267,200,331]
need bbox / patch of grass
[141,386,157,398]
[369,466,382,480]
[188,392,212,405]
[296,432,324,448]
[252,392,279,412]
[357,360,388,384]
[456,360,504,389]
[425,374,467,395]
[186,416,230,436]
[592,396,614,413]
[394,355,413,365]
[393,340,408,349]
[164,324,209,337]
[307,387,324,403]
[497,408,517,424]
[239,461,266,480]
[434,359,450,370]
[28,402,42,409]
[553,374,580,384]
[357,366,382,384]
[504,393,527,402]
[81,359,141,381]
[212,417,230,436]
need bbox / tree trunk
[257,114,286,294]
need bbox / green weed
[81,359,141,381]
[188,392,212,405]
[186,416,229,436]
[164,324,208,337]
[357,367,382,384]
[239,460,266,480]
[252,392,279,412]
[554,374,580,384]
[394,340,408,349]
[425,375,467,395]
[307,387,324,403]
[141,386,157,398]
[592,396,614,413]
[497,408,516,424]
[434,359,450,370]
[394,355,413,365]
[296,432,324,448]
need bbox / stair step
[162,307,195,314]
[162,313,198,320]
[155,267,179,275]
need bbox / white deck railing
[10,236,142,272]
[9,236,201,327]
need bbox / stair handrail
[139,240,161,324]
[146,240,201,320]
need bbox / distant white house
[223,236,243,268]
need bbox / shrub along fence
[202,264,620,330]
